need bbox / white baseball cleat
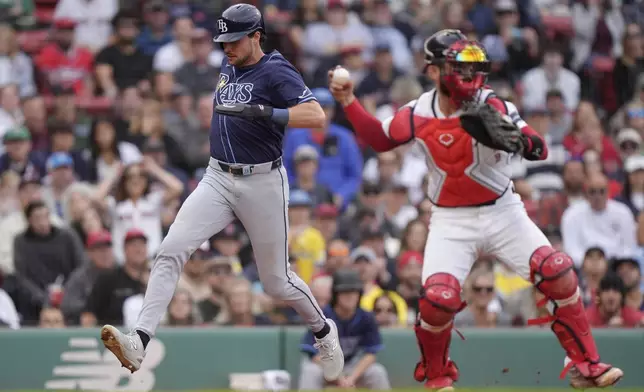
[101,325,146,373]
[313,319,345,381]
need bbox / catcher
[328,29,623,391]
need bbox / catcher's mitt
[459,102,526,154]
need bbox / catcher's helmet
[214,3,264,43]
[423,29,468,65]
[332,269,363,293]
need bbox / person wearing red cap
[395,250,423,316]
[61,230,115,324]
[81,229,149,327]
[34,18,94,96]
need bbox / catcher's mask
[424,33,490,105]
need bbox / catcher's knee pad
[529,246,578,301]
[418,273,466,327]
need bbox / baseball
[332,67,351,84]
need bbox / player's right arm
[328,68,409,152]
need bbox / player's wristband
[271,108,289,126]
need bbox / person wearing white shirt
[53,0,118,52]
[93,158,184,263]
[562,173,637,267]
[0,288,20,329]
[153,16,196,73]
[521,47,580,112]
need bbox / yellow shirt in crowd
[289,226,326,283]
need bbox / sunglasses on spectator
[620,141,640,151]
[374,306,395,314]
[587,187,607,196]
[472,286,494,294]
[627,109,644,118]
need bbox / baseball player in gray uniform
[100,3,344,382]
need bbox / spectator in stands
[72,205,107,246]
[299,268,391,390]
[579,247,609,306]
[179,93,211,174]
[0,176,62,276]
[60,230,115,325]
[217,276,271,326]
[310,275,333,308]
[164,289,201,326]
[614,25,644,108]
[174,28,220,99]
[0,286,19,329]
[163,85,197,146]
[381,181,417,234]
[41,152,79,219]
[301,0,373,76]
[0,170,19,218]
[394,250,422,317]
[564,101,622,176]
[141,138,190,204]
[313,204,340,243]
[21,96,48,152]
[288,190,326,284]
[0,84,24,152]
[54,0,118,52]
[455,266,513,327]
[284,88,362,209]
[87,118,142,183]
[623,99,644,135]
[289,145,334,207]
[0,125,45,180]
[210,223,244,261]
[562,173,637,267]
[197,255,237,323]
[314,238,351,279]
[13,201,86,324]
[356,44,403,114]
[153,16,195,74]
[95,10,153,98]
[586,272,643,327]
[60,182,94,225]
[81,228,149,326]
[130,98,186,168]
[399,219,428,254]
[48,122,91,181]
[482,0,540,83]
[617,155,644,217]
[373,294,402,327]
[177,241,212,302]
[521,44,580,112]
[351,245,403,313]
[615,128,642,163]
[571,0,625,73]
[39,307,65,328]
[611,257,643,310]
[35,18,94,96]
[0,24,35,98]
[136,0,173,57]
[167,0,213,33]
[374,74,424,126]
[95,158,183,263]
[368,1,413,73]
[545,89,574,145]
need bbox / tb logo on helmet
[217,19,228,33]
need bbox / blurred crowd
[0,0,642,333]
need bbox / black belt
[217,157,282,176]
[433,184,515,208]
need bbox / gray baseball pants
[135,158,326,335]
[298,355,391,390]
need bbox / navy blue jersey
[211,51,316,164]
[301,306,383,362]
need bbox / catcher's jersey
[381,88,527,207]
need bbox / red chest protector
[389,105,504,207]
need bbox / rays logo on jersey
[216,73,254,105]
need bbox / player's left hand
[459,102,526,154]
[215,103,274,119]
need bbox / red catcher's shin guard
[528,246,603,379]
[414,323,459,384]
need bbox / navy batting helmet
[214,3,265,43]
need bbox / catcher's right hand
[459,102,527,154]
